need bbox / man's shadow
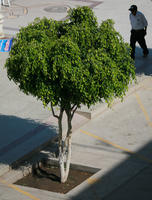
[135,47,152,76]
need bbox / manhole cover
[44,6,68,13]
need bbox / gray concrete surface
[0,0,152,199]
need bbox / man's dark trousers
[130,29,149,59]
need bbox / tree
[5,6,135,183]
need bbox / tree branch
[51,103,59,119]
[71,105,78,119]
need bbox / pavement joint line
[135,93,152,126]
[0,178,40,200]
[80,130,152,165]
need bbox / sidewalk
[0,0,152,200]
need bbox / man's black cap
[129,5,137,11]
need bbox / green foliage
[68,6,98,27]
[5,6,135,109]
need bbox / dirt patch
[14,163,94,194]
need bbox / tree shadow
[32,161,60,182]
[0,114,57,170]
[70,141,152,200]
[135,47,152,76]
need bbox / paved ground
[0,0,152,199]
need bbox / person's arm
[129,14,133,30]
[141,12,148,35]
[141,13,148,29]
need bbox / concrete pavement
[0,0,152,199]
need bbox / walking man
[129,5,149,59]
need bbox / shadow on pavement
[135,47,152,76]
[71,141,152,200]
[0,114,57,168]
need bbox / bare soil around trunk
[14,164,94,194]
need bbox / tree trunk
[51,104,77,183]
[58,108,72,183]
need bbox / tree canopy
[5,6,135,110]
[5,6,135,183]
